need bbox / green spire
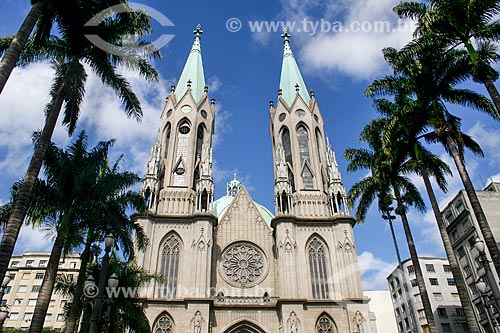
[175,24,206,103]
[279,30,310,106]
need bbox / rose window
[220,242,268,287]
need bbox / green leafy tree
[0,1,159,293]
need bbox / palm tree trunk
[30,231,65,333]
[421,168,480,332]
[446,137,500,281]
[0,1,43,94]
[0,92,64,286]
[483,79,500,115]
[395,194,437,333]
[64,240,92,333]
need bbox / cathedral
[135,25,377,333]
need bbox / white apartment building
[1,252,81,330]
[387,257,467,333]
[442,182,500,333]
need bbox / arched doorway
[223,320,267,333]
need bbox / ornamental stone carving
[219,242,268,287]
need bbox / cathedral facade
[135,25,377,333]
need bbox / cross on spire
[194,24,203,39]
[281,29,291,43]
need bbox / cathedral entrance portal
[223,320,267,333]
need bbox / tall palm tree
[394,0,500,112]
[0,2,159,288]
[367,44,500,283]
[345,119,437,332]
[26,132,147,333]
[62,156,148,333]
[374,94,481,332]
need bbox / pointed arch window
[173,119,191,186]
[281,127,295,191]
[153,312,173,333]
[316,314,336,333]
[159,234,180,299]
[193,125,204,190]
[308,237,330,299]
[163,123,171,158]
[315,128,323,163]
[297,125,313,189]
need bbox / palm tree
[60,253,158,333]
[367,43,500,283]
[394,0,500,112]
[345,119,437,332]
[374,94,481,332]
[0,2,159,289]
[62,156,148,333]
[26,132,147,333]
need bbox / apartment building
[387,257,467,333]
[1,252,81,330]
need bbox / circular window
[179,124,190,134]
[278,113,286,122]
[201,110,208,119]
[219,242,268,288]
[295,109,306,117]
[166,109,172,118]
[181,105,192,114]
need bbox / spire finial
[295,83,300,93]
[194,24,203,40]
[281,29,291,44]
[233,173,237,180]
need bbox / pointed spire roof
[279,30,310,106]
[175,24,206,103]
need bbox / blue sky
[0,0,499,290]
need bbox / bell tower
[142,24,215,215]
[270,30,348,218]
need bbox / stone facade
[135,27,376,333]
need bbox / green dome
[212,176,274,227]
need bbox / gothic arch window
[163,122,171,158]
[196,124,205,158]
[159,233,181,299]
[153,312,174,333]
[316,313,336,333]
[281,126,295,191]
[315,127,323,163]
[297,124,314,189]
[307,236,330,299]
[173,119,191,186]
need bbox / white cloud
[358,250,396,290]
[207,75,223,93]
[467,121,500,168]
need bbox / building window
[14,299,22,306]
[45,314,52,321]
[452,293,460,301]
[10,313,19,320]
[316,313,335,333]
[153,312,173,333]
[69,262,77,269]
[18,285,27,293]
[407,265,415,274]
[22,273,30,279]
[281,127,295,191]
[434,292,443,301]
[32,285,41,292]
[456,308,464,316]
[417,309,426,319]
[476,302,486,315]
[429,278,439,286]
[297,125,314,189]
[35,273,44,280]
[3,286,11,294]
[470,283,478,296]
[442,323,452,332]
[308,237,330,300]
[39,260,47,267]
[445,212,454,223]
[426,264,435,272]
[26,260,34,267]
[11,261,19,268]
[67,274,74,281]
[456,202,465,213]
[60,300,67,308]
[464,265,472,277]
[437,308,448,318]
[447,278,456,286]
[23,313,33,321]
[57,314,65,322]
[28,299,37,306]
[49,300,55,308]
[159,234,180,299]
[462,217,472,230]
[411,279,418,287]
[414,293,421,301]
[457,246,466,258]
[443,265,452,273]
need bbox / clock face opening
[181,105,192,114]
